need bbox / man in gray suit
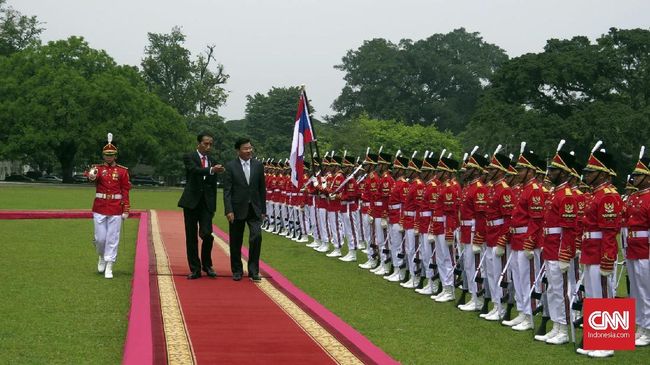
[223,137,266,282]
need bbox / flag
[289,89,316,187]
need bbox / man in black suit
[223,137,266,282]
[178,131,225,279]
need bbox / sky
[15,0,650,121]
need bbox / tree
[244,86,308,157]
[462,28,650,180]
[0,0,43,56]
[332,28,508,133]
[0,36,189,182]
[318,114,462,160]
[141,26,229,117]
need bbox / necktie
[243,160,250,184]
[201,155,207,168]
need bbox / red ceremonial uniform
[623,188,650,260]
[92,163,131,215]
[373,172,394,219]
[442,179,461,241]
[421,179,444,235]
[389,177,409,225]
[543,182,578,261]
[509,179,545,251]
[459,179,488,244]
[579,182,623,272]
[485,179,514,248]
[328,171,346,212]
[360,172,376,215]
[403,178,425,230]
[339,175,360,211]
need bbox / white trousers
[405,229,417,275]
[317,208,329,244]
[307,204,319,240]
[462,243,477,295]
[511,250,532,315]
[93,212,122,263]
[420,234,434,278]
[435,234,453,286]
[361,213,374,259]
[327,211,342,247]
[341,206,360,250]
[374,219,388,263]
[628,259,650,329]
[389,224,404,268]
[545,260,566,324]
[486,245,503,306]
[584,264,615,298]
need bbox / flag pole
[300,85,321,176]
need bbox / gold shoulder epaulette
[501,181,509,188]
[532,183,539,189]
[575,189,583,195]
[565,187,572,196]
[477,181,483,187]
[117,164,128,169]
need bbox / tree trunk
[56,141,77,184]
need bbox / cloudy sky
[16,0,650,121]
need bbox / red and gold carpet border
[151,210,196,365]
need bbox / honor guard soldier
[371,152,396,276]
[86,133,131,279]
[457,147,489,312]
[383,154,409,281]
[502,143,545,331]
[359,153,380,269]
[626,146,650,347]
[575,141,623,358]
[314,156,332,253]
[338,155,362,262]
[535,140,578,344]
[482,146,514,321]
[416,152,440,295]
[325,155,345,257]
[432,153,461,302]
[400,155,425,289]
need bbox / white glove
[88,167,98,181]
[398,224,404,233]
[427,233,436,241]
[559,261,570,273]
[122,212,129,220]
[380,218,388,229]
[312,180,319,187]
[495,246,505,257]
[524,249,534,259]
[368,216,374,223]
[472,244,482,254]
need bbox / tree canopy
[461,27,650,178]
[332,28,508,133]
[0,36,189,182]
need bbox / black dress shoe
[203,267,217,278]
[250,273,262,282]
[187,272,201,280]
[233,272,242,281]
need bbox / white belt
[288,193,296,197]
[362,202,371,207]
[431,216,445,223]
[404,211,416,217]
[420,211,432,217]
[341,201,355,205]
[319,194,327,198]
[374,202,384,206]
[461,219,475,226]
[487,218,504,227]
[95,193,122,199]
[389,204,402,210]
[511,226,528,234]
[544,227,562,235]
[628,230,649,238]
[583,231,603,239]
[273,189,281,192]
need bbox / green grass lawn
[1,184,647,364]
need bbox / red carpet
[156,210,343,364]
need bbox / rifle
[473,248,488,296]
[563,270,576,344]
